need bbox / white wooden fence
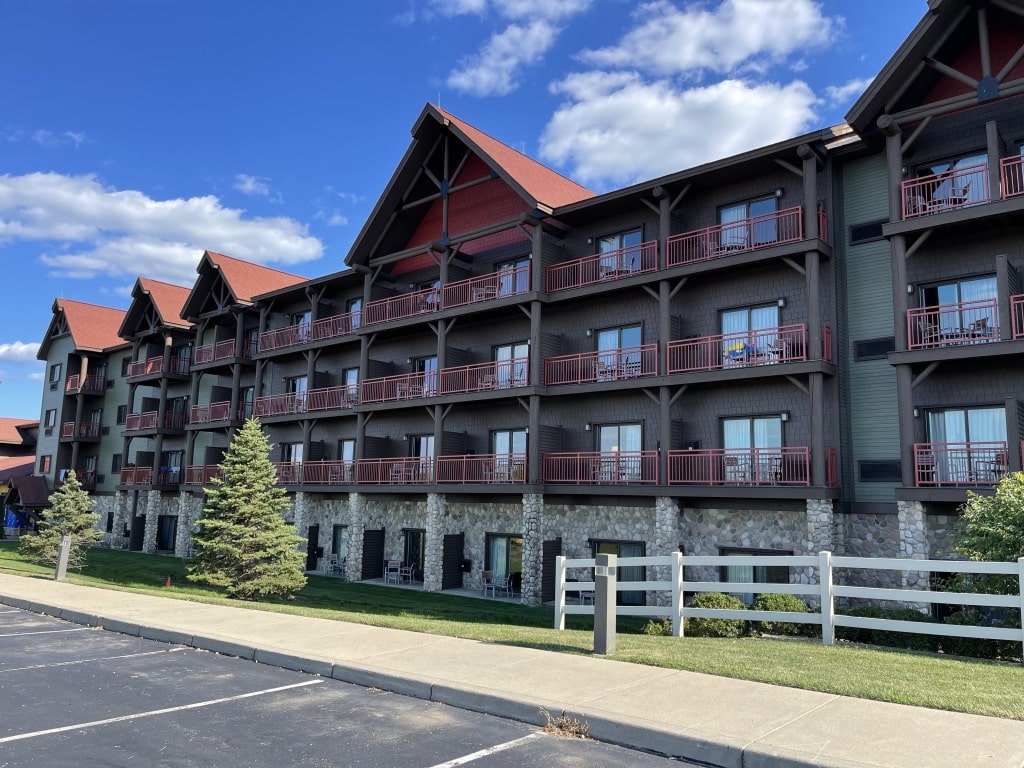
[554,552,1024,654]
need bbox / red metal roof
[0,456,34,481]
[0,418,36,446]
[204,251,306,302]
[55,298,128,352]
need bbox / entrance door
[305,524,320,571]
[441,533,465,590]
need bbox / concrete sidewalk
[1,573,1022,768]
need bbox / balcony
[311,311,360,342]
[194,339,254,365]
[60,421,101,440]
[437,358,528,395]
[666,206,806,267]
[542,451,658,484]
[65,373,106,395]
[185,465,223,485]
[667,324,809,373]
[1011,293,1024,339]
[1000,155,1024,199]
[189,401,237,424]
[914,441,1010,487]
[295,460,355,485]
[253,392,307,418]
[127,355,190,379]
[667,447,811,486]
[355,458,434,484]
[119,466,153,485]
[546,240,658,293]
[545,344,658,386]
[360,373,437,404]
[435,454,526,484]
[75,469,97,490]
[907,298,999,350]
[306,385,359,412]
[442,265,530,308]
[363,287,439,326]
[901,163,988,219]
[258,323,309,352]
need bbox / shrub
[940,608,1021,661]
[641,617,673,636]
[684,592,747,637]
[750,593,811,636]
[836,605,939,652]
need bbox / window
[156,515,177,553]
[719,548,791,605]
[494,342,528,387]
[590,539,646,605]
[39,455,52,474]
[116,405,127,425]
[347,297,362,329]
[338,438,355,463]
[120,356,131,377]
[414,356,438,396]
[854,337,895,361]
[858,460,901,482]
[49,363,62,389]
[596,324,642,377]
[849,220,886,245]
[44,409,57,428]
[496,256,530,295]
[919,275,996,337]
[403,528,425,581]
[409,434,434,459]
[485,533,523,590]
[916,152,986,206]
[596,423,642,480]
[239,387,254,420]
[926,406,1006,483]
[719,196,777,248]
[286,376,308,411]
[290,310,311,341]
[722,416,783,483]
[596,228,642,274]
[282,442,304,463]
[111,454,123,474]
[342,367,359,402]
[721,305,779,363]
[492,429,527,481]
[331,524,348,562]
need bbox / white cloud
[30,129,86,149]
[233,173,273,197]
[540,73,817,189]
[580,0,835,77]
[0,172,322,285]
[28,371,44,381]
[0,341,40,362]
[824,77,873,109]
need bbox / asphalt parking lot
[0,607,689,767]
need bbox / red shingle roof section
[56,298,128,352]
[205,251,306,302]
[0,456,34,481]
[137,278,191,327]
[436,107,594,210]
[0,419,36,446]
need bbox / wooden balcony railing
[442,265,530,308]
[666,206,803,267]
[363,288,439,326]
[907,298,999,349]
[901,162,988,219]
[546,240,658,293]
[355,458,434,484]
[667,447,810,486]
[1000,155,1024,199]
[185,465,223,485]
[360,372,437,404]
[542,451,658,484]
[258,323,309,352]
[545,344,658,386]
[65,373,106,395]
[1011,293,1024,339]
[306,385,359,412]
[914,441,1009,487]
[667,324,807,373]
[253,392,307,417]
[435,454,526,484]
[189,401,235,424]
[437,358,528,395]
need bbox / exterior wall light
[780,411,790,422]
[777,297,786,307]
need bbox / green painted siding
[842,155,900,502]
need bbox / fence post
[554,555,566,630]
[671,551,683,637]
[594,553,617,655]
[819,551,834,645]
[1017,557,1024,664]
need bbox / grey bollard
[55,534,71,581]
[593,552,617,655]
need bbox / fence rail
[553,552,1024,654]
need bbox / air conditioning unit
[43,427,53,436]
[49,382,58,391]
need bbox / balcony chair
[484,572,512,598]
[969,316,992,340]
[384,560,403,584]
[477,373,497,390]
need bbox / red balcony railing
[360,372,437,404]
[1011,294,1024,339]
[667,324,807,373]
[435,454,526,484]
[76,469,97,490]
[355,458,434,484]
[437,358,528,395]
[310,310,360,342]
[127,355,190,378]
[258,323,309,352]
[296,460,355,485]
[306,385,359,412]
[666,206,803,267]
[544,344,658,386]
[442,265,531,308]
[253,392,306,417]
[1000,155,1024,199]
[189,401,235,424]
[546,240,658,293]
[65,373,106,395]
[907,298,998,349]
[125,411,158,431]
[61,421,101,439]
[914,441,1008,487]
[194,338,253,364]
[60,422,75,438]
[667,446,810,486]
[901,162,988,219]
[185,465,223,485]
[363,288,439,326]
[542,451,658,484]
[119,466,154,485]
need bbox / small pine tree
[19,471,102,570]
[187,417,307,600]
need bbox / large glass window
[44,409,57,428]
[492,429,526,481]
[331,524,348,562]
[282,442,303,463]
[338,438,355,463]
[719,196,777,248]
[49,363,62,387]
[239,387,254,420]
[596,324,642,377]
[926,406,1006,482]
[721,305,779,362]
[597,228,642,274]
[920,275,997,337]
[494,342,528,387]
[918,152,986,206]
[415,356,438,396]
[485,533,523,594]
[722,416,783,482]
[591,539,646,605]
[719,548,791,605]
[409,434,434,459]
[286,376,307,410]
[347,297,362,329]
[596,423,642,480]
[496,256,530,295]
[404,528,425,581]
[290,310,311,342]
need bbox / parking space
[0,608,687,766]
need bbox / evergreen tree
[187,417,307,599]
[19,470,102,570]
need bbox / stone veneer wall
[174,492,203,557]
[447,499,524,593]
[835,510,902,590]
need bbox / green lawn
[2,540,1022,720]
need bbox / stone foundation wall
[447,499,524,591]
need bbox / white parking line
[0,628,92,637]
[0,679,324,743]
[2,647,185,674]
[426,732,544,767]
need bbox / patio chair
[485,573,512,598]
[384,559,403,584]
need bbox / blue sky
[0,0,924,419]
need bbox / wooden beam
[912,361,939,390]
